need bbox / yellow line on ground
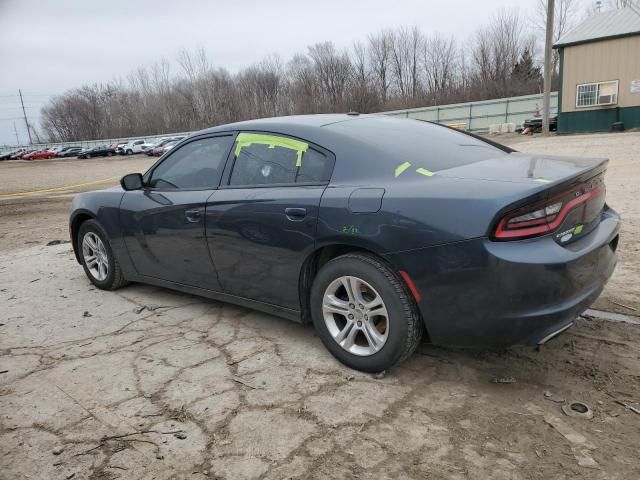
[0,176,120,199]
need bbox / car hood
[435,152,607,186]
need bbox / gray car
[69,114,620,372]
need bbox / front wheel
[310,253,423,373]
[78,220,128,290]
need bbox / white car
[121,139,146,155]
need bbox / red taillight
[494,180,605,240]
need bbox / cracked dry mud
[2,243,640,480]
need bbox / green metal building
[554,7,640,133]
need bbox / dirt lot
[1,133,639,479]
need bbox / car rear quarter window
[148,136,233,189]
[228,133,332,186]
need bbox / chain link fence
[381,92,558,132]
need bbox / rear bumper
[384,207,620,347]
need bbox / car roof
[194,114,508,183]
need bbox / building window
[576,80,618,108]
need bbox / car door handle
[185,208,202,223]
[285,207,307,221]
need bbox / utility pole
[542,0,555,135]
[18,89,33,145]
[13,122,20,145]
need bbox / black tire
[310,253,423,373]
[107,151,113,157]
[86,154,92,159]
[78,219,128,290]
[126,149,133,155]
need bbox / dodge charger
[69,114,620,372]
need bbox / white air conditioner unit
[598,94,617,105]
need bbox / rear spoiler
[418,119,516,154]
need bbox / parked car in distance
[77,145,116,159]
[30,148,58,160]
[22,149,49,160]
[141,138,168,152]
[114,142,128,155]
[0,148,25,160]
[13,149,35,159]
[69,114,619,372]
[151,140,177,156]
[57,146,83,158]
[523,114,558,132]
[120,139,146,155]
[144,137,185,155]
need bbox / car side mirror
[121,173,144,190]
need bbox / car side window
[228,132,332,186]
[148,136,233,189]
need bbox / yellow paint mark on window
[395,161,411,177]
[416,168,434,177]
[234,132,309,166]
[535,178,552,184]
[574,224,583,234]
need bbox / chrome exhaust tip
[538,322,574,345]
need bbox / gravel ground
[1,134,639,480]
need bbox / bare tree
[470,9,532,99]
[307,42,353,111]
[422,34,458,104]
[608,0,635,7]
[536,0,582,73]
[389,26,423,100]
[367,31,392,104]
[348,41,380,112]
[41,14,545,142]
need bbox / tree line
[42,9,557,142]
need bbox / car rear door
[120,134,235,290]
[205,132,335,310]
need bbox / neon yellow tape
[234,132,309,166]
[395,161,411,177]
[416,168,434,177]
[574,224,583,234]
[535,178,552,183]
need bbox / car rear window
[327,117,507,175]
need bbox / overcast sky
[0,0,539,146]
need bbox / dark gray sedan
[69,114,619,372]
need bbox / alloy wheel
[82,232,109,281]
[322,275,389,356]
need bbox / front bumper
[385,207,620,347]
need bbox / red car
[29,149,58,160]
[152,140,178,156]
[20,150,42,160]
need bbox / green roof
[554,7,640,48]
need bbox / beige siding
[562,35,640,112]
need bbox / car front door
[120,134,235,290]
[205,132,335,310]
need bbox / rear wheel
[86,154,92,159]
[78,220,128,290]
[107,151,113,157]
[310,253,423,372]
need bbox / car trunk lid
[436,153,608,243]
